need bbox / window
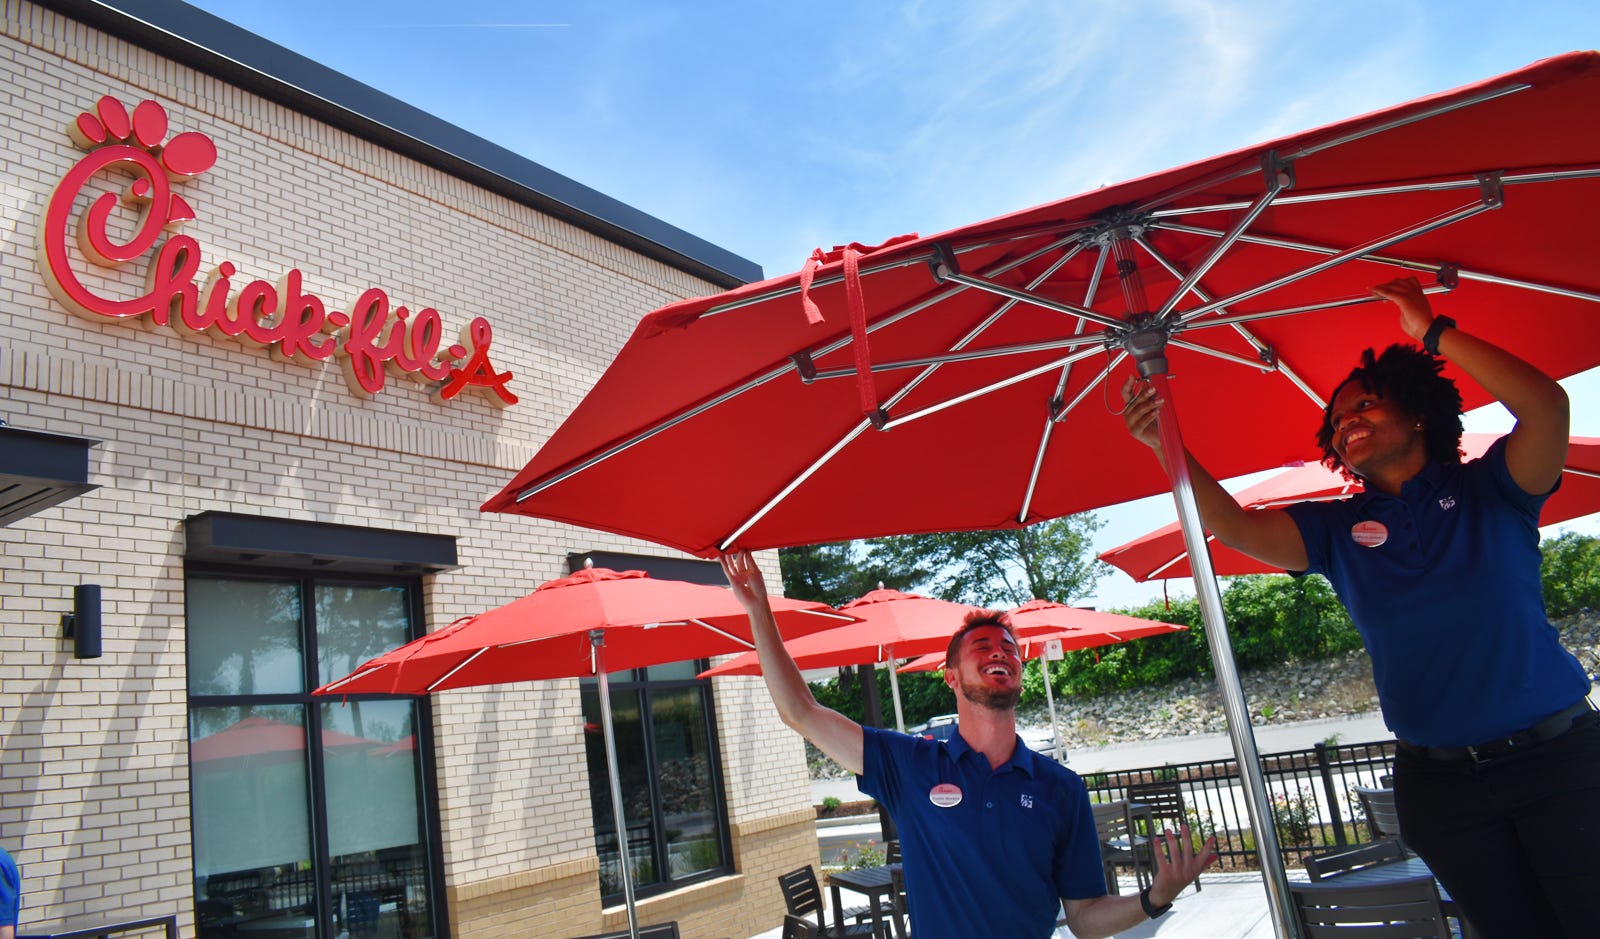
[580,660,731,900]
[186,571,442,939]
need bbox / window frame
[184,562,450,939]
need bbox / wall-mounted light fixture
[61,584,102,659]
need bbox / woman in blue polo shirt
[1123,276,1599,939]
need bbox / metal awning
[0,424,99,527]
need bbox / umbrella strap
[797,236,920,427]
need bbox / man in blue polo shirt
[722,551,1215,939]
[1122,276,1599,939]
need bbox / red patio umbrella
[484,52,1600,936]
[698,587,988,732]
[314,565,853,939]
[1101,434,1600,582]
[190,715,379,763]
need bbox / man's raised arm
[721,550,865,774]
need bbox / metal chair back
[1126,780,1202,891]
[1289,875,1451,937]
[1304,840,1406,881]
[1352,786,1411,854]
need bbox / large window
[580,660,731,900]
[186,571,441,939]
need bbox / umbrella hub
[1117,313,1175,378]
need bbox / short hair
[945,609,1017,669]
[1316,343,1463,479]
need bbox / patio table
[826,864,900,938]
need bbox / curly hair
[945,609,1017,670]
[1316,343,1464,478]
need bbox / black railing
[1081,738,1399,871]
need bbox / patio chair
[888,864,910,939]
[1126,780,1202,892]
[1091,801,1147,895]
[1289,875,1451,937]
[782,914,821,939]
[1304,839,1407,881]
[1352,786,1413,855]
[776,866,875,938]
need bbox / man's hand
[1146,823,1220,908]
[720,548,768,611]
[1370,276,1434,343]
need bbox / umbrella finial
[877,581,885,590]
[583,557,594,569]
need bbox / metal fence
[1081,738,1398,871]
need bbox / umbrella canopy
[1101,434,1600,582]
[315,566,852,696]
[314,565,853,939]
[485,52,1600,559]
[699,587,984,677]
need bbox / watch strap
[1422,315,1456,356]
[1139,885,1173,918]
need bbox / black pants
[1393,709,1600,939]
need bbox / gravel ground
[810,611,1600,779]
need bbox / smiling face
[1327,381,1427,488]
[945,624,1023,712]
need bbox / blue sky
[184,0,1600,608]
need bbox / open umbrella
[315,565,853,939]
[897,602,1189,758]
[484,52,1600,937]
[1101,434,1600,582]
[698,587,986,733]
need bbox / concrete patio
[747,870,1280,938]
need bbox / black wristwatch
[1422,314,1456,356]
[1139,885,1173,918]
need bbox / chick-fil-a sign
[37,96,517,406]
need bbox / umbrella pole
[1146,371,1300,939]
[885,656,907,733]
[591,631,642,939]
[1038,654,1066,762]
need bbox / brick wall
[0,3,814,936]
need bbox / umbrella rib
[1150,164,1600,218]
[1156,219,1600,305]
[1018,351,1125,523]
[426,647,490,693]
[1122,81,1532,218]
[685,618,754,648]
[940,268,1127,329]
[882,346,1106,431]
[1175,194,1498,325]
[1154,160,1288,319]
[806,332,1110,379]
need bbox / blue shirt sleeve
[0,846,20,928]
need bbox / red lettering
[438,318,517,407]
[39,95,515,407]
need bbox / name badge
[929,783,962,808]
[1351,520,1388,548]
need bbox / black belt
[1401,697,1596,764]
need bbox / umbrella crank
[1136,355,1302,938]
[591,630,642,939]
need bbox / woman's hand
[1122,377,1163,451]
[1370,276,1435,343]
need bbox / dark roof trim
[568,550,723,586]
[186,511,459,574]
[38,0,763,288]
[0,425,100,527]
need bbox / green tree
[1541,531,1600,618]
[866,514,1110,607]
[778,541,913,607]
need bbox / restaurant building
[0,2,820,937]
